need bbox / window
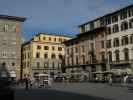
[100,19,105,26]
[106,27,111,35]
[44,53,48,59]
[108,51,112,63]
[75,47,78,53]
[101,66,106,71]
[51,53,56,59]
[129,18,133,28]
[121,21,128,31]
[12,62,15,66]
[27,61,30,67]
[49,37,51,41]
[59,54,63,60]
[4,24,9,32]
[112,24,119,33]
[120,10,127,20]
[44,46,49,50]
[37,45,41,50]
[76,55,78,65]
[37,62,40,68]
[112,15,118,23]
[43,37,46,40]
[36,52,40,58]
[67,49,69,55]
[105,17,111,25]
[52,46,55,51]
[123,48,129,61]
[28,53,30,58]
[81,26,85,33]
[54,38,56,41]
[38,37,41,41]
[121,36,129,45]
[90,22,94,30]
[82,55,85,64]
[101,52,105,62]
[101,41,104,48]
[113,38,119,47]
[130,34,133,44]
[59,38,62,42]
[115,50,120,62]
[128,8,133,17]
[106,40,112,48]
[58,47,62,51]
[71,48,73,54]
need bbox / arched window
[115,50,120,62]
[123,48,129,61]
[121,21,128,31]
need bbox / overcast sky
[0,0,133,40]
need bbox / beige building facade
[64,4,133,81]
[22,33,71,79]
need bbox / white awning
[10,71,16,78]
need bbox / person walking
[109,76,113,85]
[123,74,128,86]
[24,76,29,90]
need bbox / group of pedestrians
[108,74,129,86]
[16,76,34,90]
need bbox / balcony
[110,60,132,65]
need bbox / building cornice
[0,15,26,22]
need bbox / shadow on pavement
[15,88,113,100]
[0,89,14,100]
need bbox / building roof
[79,4,133,27]
[63,27,105,45]
[36,33,74,38]
[0,15,26,22]
[22,33,75,46]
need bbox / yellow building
[22,33,71,79]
